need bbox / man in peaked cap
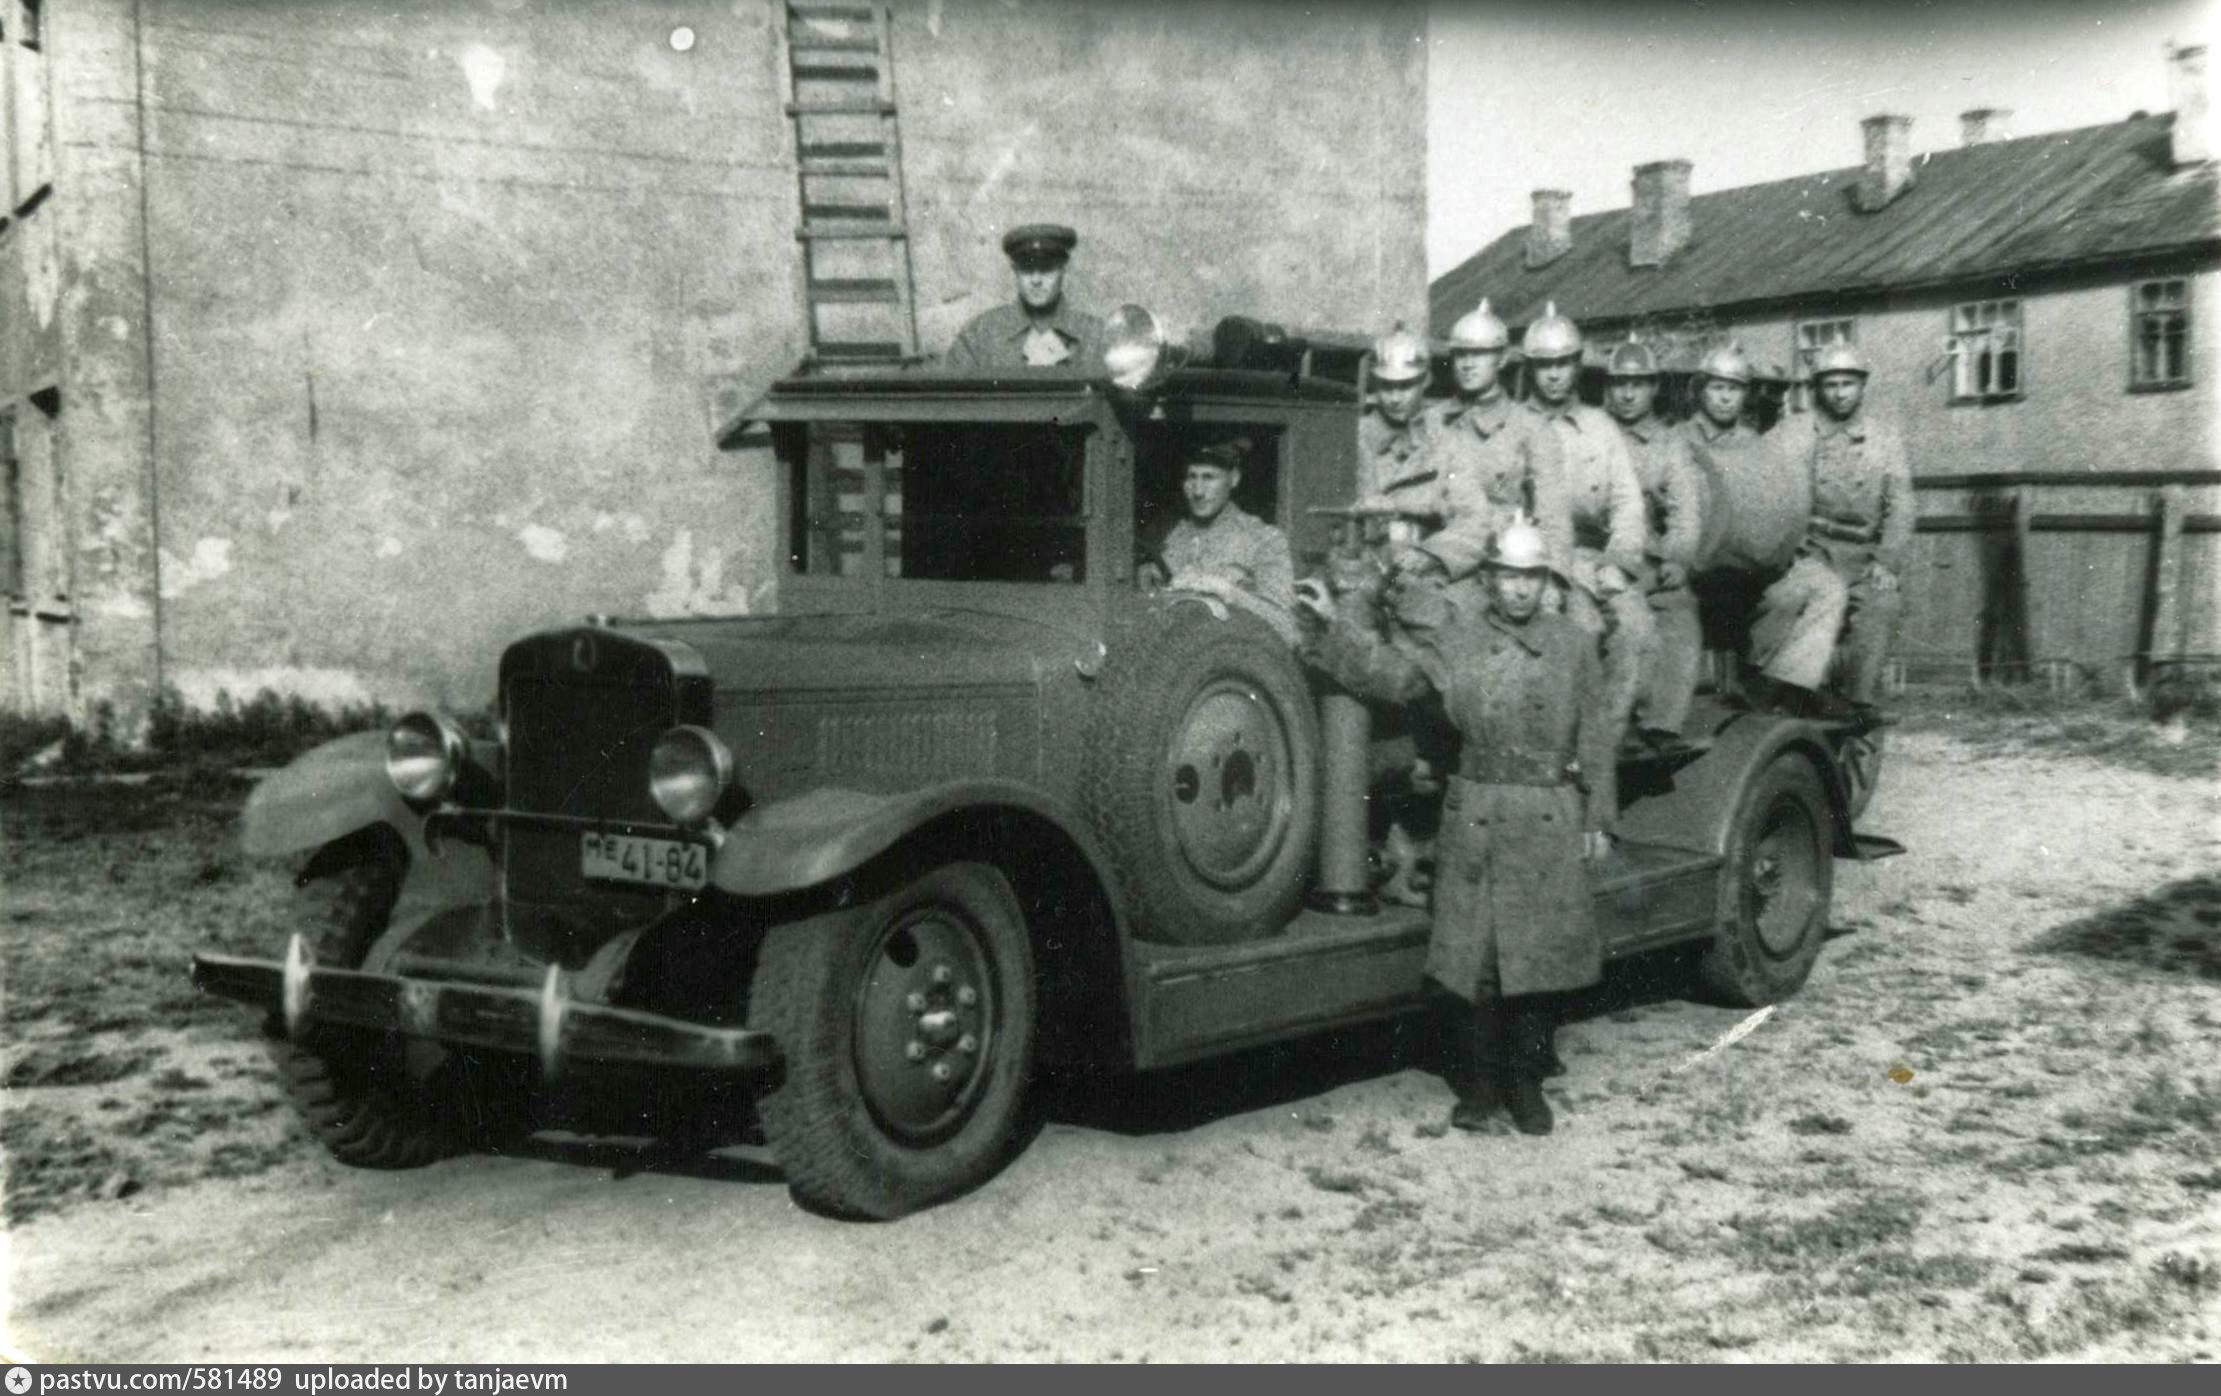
[942,223,1108,372]
[1146,438,1296,618]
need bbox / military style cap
[1002,224,1079,263]
[1606,341,1660,378]
[1189,439,1249,471]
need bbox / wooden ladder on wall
[783,1,922,370]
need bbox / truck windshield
[784,421,1089,583]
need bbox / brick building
[0,0,1427,726]
[1431,46,2220,680]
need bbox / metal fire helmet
[1446,298,1510,352]
[1487,512,1552,572]
[1606,341,1661,378]
[1809,343,1872,378]
[1369,326,1431,384]
[1695,343,1753,385]
[1521,302,1583,361]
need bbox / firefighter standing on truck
[1602,340,1709,744]
[1299,513,1614,1137]
[1518,304,1656,745]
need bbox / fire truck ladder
[784,1,921,370]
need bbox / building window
[1949,300,2022,401]
[2131,279,2190,389]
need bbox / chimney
[1857,114,1915,212]
[1629,159,1693,268]
[1525,189,1572,269]
[1959,108,2011,146]
[2172,43,2211,166]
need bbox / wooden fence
[1897,470,2221,692]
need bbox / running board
[1845,832,1908,862]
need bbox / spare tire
[1083,596,1320,945]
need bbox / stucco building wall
[2,0,1428,724]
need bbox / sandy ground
[5,727,2219,1362]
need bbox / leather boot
[1444,993,1505,1131]
[1379,823,1430,908]
[1505,999,1556,1136]
[1543,1014,1567,1080]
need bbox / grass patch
[2,687,409,781]
[1892,684,2218,782]
[1729,1191,1924,1271]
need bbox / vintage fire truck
[191,314,1897,1218]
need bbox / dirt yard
[5,701,2218,1362]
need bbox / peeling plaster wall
[135,0,797,709]
[30,0,1424,716]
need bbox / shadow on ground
[2030,875,2221,981]
[1040,944,1709,1138]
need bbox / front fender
[711,779,1119,900]
[241,730,420,860]
[1616,709,1850,857]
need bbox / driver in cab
[1138,440,1297,618]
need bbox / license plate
[581,832,708,890]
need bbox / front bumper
[190,937,780,1082]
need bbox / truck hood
[619,608,1092,695]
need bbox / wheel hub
[852,909,993,1143]
[1750,797,1820,957]
[1165,679,1294,890]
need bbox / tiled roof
[1431,113,2221,337]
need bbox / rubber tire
[1084,599,1321,945]
[1836,726,1886,821]
[268,829,456,1169]
[754,861,1038,1220]
[1697,754,1835,1007]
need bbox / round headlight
[649,725,734,826]
[386,711,468,803]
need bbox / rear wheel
[270,830,458,1169]
[1697,755,1834,1006]
[754,861,1038,1219]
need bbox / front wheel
[271,829,458,1169]
[753,861,1038,1219]
[1696,754,1835,1006]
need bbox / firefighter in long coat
[1300,514,1615,1136]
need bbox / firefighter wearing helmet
[1356,326,1440,522]
[1393,298,1573,655]
[1514,304,1657,747]
[1749,340,1911,716]
[1299,510,1614,1136]
[1602,340,1709,743]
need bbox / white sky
[1426,0,2219,277]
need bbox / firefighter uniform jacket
[1310,600,1612,1001]
[1357,407,1442,520]
[1413,394,1573,582]
[1158,503,1297,615]
[1795,411,1916,578]
[1614,414,1707,577]
[1534,399,1647,593]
